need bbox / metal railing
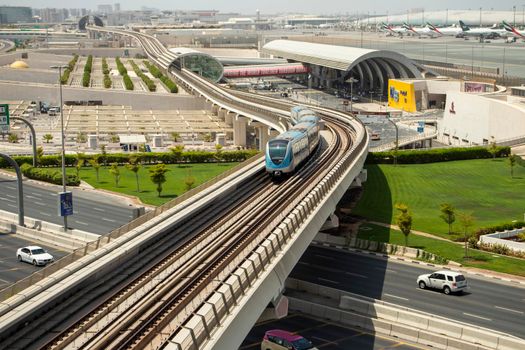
[0,153,264,301]
[370,131,438,152]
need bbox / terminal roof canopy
[262,39,421,79]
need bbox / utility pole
[514,5,517,27]
[446,8,448,26]
[479,7,482,27]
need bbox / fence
[480,228,525,253]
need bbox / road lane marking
[30,192,42,197]
[495,306,524,314]
[7,204,16,208]
[6,186,15,190]
[75,221,89,226]
[318,277,339,285]
[6,194,15,198]
[93,207,105,212]
[298,261,310,266]
[463,313,492,321]
[345,272,368,279]
[34,202,45,206]
[384,293,409,301]
[102,218,116,223]
[39,212,51,216]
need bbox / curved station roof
[168,47,224,82]
[262,40,422,85]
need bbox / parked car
[417,270,468,295]
[261,330,318,350]
[16,246,54,266]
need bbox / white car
[16,246,54,266]
[417,270,468,295]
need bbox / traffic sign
[58,191,74,217]
[0,104,9,133]
[417,121,425,133]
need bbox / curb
[311,240,525,286]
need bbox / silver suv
[417,270,468,295]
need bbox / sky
[1,1,523,15]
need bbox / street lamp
[386,114,399,166]
[347,77,359,112]
[50,64,69,232]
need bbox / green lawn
[358,223,525,277]
[66,163,239,206]
[353,159,525,239]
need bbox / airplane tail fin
[459,20,470,31]
[502,20,514,32]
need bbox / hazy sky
[1,1,522,15]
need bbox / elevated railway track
[0,26,369,350]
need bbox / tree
[509,154,517,178]
[126,156,141,192]
[395,203,412,247]
[488,136,498,160]
[36,146,44,165]
[100,144,107,166]
[214,144,223,164]
[203,133,213,142]
[439,203,456,236]
[109,162,120,187]
[75,153,85,178]
[170,145,185,165]
[184,171,196,191]
[43,134,53,143]
[88,158,101,182]
[458,212,475,258]
[109,134,119,143]
[149,163,169,197]
[171,132,180,142]
[77,132,87,143]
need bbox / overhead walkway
[223,62,309,78]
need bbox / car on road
[16,246,54,266]
[261,329,318,350]
[417,270,468,295]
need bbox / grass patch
[358,223,525,277]
[67,162,239,206]
[353,159,525,239]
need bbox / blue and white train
[265,106,321,177]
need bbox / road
[290,245,525,339]
[0,175,136,234]
[240,313,423,350]
[0,40,15,53]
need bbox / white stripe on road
[345,272,368,279]
[75,221,89,226]
[34,202,45,206]
[384,293,409,301]
[93,207,105,212]
[298,261,310,266]
[315,254,335,260]
[7,204,16,208]
[6,186,15,190]
[318,277,339,285]
[6,194,15,198]
[30,192,42,197]
[39,212,51,216]
[495,306,524,315]
[463,313,492,321]
[102,218,116,223]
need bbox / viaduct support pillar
[257,125,270,151]
[233,115,247,147]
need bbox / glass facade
[0,6,32,24]
[174,54,223,82]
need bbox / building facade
[0,6,32,24]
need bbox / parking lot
[0,234,68,290]
[240,313,423,350]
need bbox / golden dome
[10,60,29,69]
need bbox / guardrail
[0,154,263,301]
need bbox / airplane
[458,20,508,39]
[502,20,525,39]
[378,22,408,36]
[426,22,463,37]
[402,22,438,37]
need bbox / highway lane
[0,176,136,234]
[290,245,525,339]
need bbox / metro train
[265,106,321,177]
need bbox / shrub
[20,164,80,186]
[474,221,525,238]
[103,74,112,88]
[367,146,511,164]
[60,54,78,85]
[115,57,127,76]
[82,71,91,87]
[84,55,93,73]
[102,57,109,75]
[130,60,156,92]
[143,60,178,93]
[123,74,134,90]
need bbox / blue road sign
[58,191,73,217]
[417,121,425,133]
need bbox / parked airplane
[502,20,525,39]
[426,22,463,37]
[402,22,438,37]
[379,22,408,36]
[458,20,507,38]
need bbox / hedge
[129,60,156,92]
[123,74,134,90]
[474,222,525,239]
[20,164,80,186]
[103,74,112,88]
[84,55,93,73]
[115,57,127,76]
[102,57,109,75]
[60,54,78,85]
[367,146,511,164]
[143,60,178,93]
[82,71,91,87]
[1,150,259,169]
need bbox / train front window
[268,140,288,164]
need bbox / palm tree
[149,163,169,197]
[171,132,180,142]
[88,158,101,182]
[170,145,185,165]
[509,154,517,178]
[214,144,223,165]
[43,134,53,143]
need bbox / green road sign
[0,104,9,133]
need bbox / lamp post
[387,114,399,166]
[347,77,359,112]
[50,64,69,232]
